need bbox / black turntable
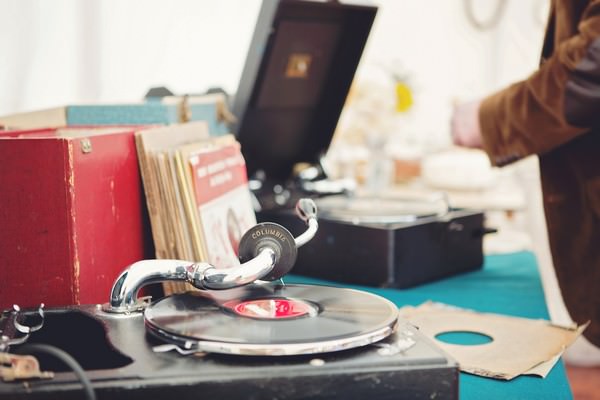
[258,194,486,288]
[0,199,458,399]
[232,0,486,288]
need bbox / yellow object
[395,82,413,113]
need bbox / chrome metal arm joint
[104,198,319,315]
[202,248,276,289]
[104,250,278,314]
[294,198,318,248]
[104,260,209,314]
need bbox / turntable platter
[316,195,446,224]
[144,284,398,355]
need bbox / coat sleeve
[479,0,600,167]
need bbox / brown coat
[479,0,600,346]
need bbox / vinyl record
[145,284,398,355]
[315,195,445,224]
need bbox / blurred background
[0,0,547,308]
[0,0,547,119]
[0,0,552,321]
[3,0,598,377]
[0,0,552,313]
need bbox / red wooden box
[0,127,153,308]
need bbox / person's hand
[451,99,484,148]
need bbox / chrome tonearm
[104,199,318,314]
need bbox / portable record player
[0,199,458,399]
[259,194,486,288]
[232,0,486,288]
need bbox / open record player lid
[144,283,398,356]
[232,0,378,181]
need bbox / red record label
[223,298,316,320]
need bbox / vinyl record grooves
[145,284,398,355]
[315,195,443,224]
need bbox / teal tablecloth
[287,251,572,400]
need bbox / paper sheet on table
[399,302,587,380]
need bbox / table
[287,251,572,400]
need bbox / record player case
[0,304,458,400]
[232,0,486,287]
[259,204,485,288]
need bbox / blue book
[0,94,231,136]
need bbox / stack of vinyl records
[135,122,256,294]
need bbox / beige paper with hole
[399,302,587,380]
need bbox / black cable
[18,343,97,400]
